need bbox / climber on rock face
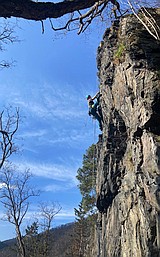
[86,92,103,131]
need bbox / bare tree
[38,202,62,257]
[0,107,20,169]
[0,21,18,69]
[39,202,62,231]
[24,202,62,257]
[0,168,39,257]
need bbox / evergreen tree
[76,144,97,214]
[25,221,40,257]
[72,145,98,256]
[73,202,89,257]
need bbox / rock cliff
[93,9,160,257]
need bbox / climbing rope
[91,119,97,197]
[84,113,89,128]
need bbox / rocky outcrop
[93,9,160,257]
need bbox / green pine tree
[76,144,97,214]
[25,221,40,257]
[73,202,89,257]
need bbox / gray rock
[87,9,160,257]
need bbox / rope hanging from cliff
[91,119,97,196]
[93,118,96,145]
[93,119,96,176]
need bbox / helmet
[86,95,91,100]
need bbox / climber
[86,92,103,131]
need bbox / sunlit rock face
[88,9,160,257]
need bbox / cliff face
[94,9,160,257]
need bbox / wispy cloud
[16,161,78,185]
[45,129,92,146]
[12,82,87,122]
[56,209,75,219]
[20,129,47,138]
[19,100,85,121]
[43,181,77,192]
[0,80,87,122]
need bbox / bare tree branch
[127,0,160,40]
[0,0,106,21]
[0,0,123,35]
[0,0,159,39]
[0,59,15,69]
[0,107,20,169]
[49,0,112,34]
[0,21,18,50]
[0,21,19,68]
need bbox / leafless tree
[0,21,18,69]
[38,202,62,257]
[39,202,62,231]
[0,107,20,169]
[24,202,62,257]
[0,168,39,257]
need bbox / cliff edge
[94,9,160,257]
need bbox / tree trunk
[16,224,26,257]
[0,0,102,21]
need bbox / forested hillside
[0,223,74,257]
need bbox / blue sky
[0,0,158,243]
[0,17,104,241]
